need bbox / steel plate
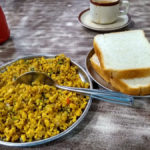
[0,54,93,147]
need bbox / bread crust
[90,56,110,83]
[93,31,150,79]
[140,84,150,95]
[94,39,112,78]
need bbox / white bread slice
[94,30,150,79]
[90,54,150,96]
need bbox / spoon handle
[56,85,134,106]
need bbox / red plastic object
[0,6,10,44]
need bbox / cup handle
[119,0,129,16]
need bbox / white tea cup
[90,0,129,24]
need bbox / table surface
[1,0,150,149]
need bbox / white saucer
[78,9,131,32]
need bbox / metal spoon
[15,71,134,106]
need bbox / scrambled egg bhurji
[0,54,89,142]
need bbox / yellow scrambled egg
[0,54,89,142]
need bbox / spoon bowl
[15,71,54,86]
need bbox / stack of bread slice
[90,30,150,95]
